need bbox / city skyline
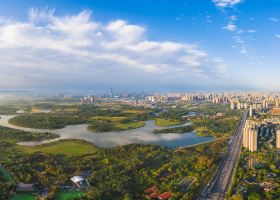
[1,0,280,91]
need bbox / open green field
[114,121,145,130]
[55,191,85,200]
[88,120,145,132]
[17,139,98,157]
[55,191,84,200]
[121,109,146,114]
[87,115,145,132]
[155,118,185,127]
[10,194,37,200]
[10,191,85,200]
[88,116,128,122]
[30,107,49,113]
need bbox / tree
[123,193,133,200]
[269,164,278,173]
[247,192,261,200]
[230,194,243,200]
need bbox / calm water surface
[0,115,213,148]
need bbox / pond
[0,115,214,148]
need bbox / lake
[0,115,213,148]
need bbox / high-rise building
[276,99,279,108]
[243,120,258,152]
[110,88,114,97]
[276,130,280,149]
[243,127,250,149]
[247,157,256,169]
[249,106,253,117]
[237,101,241,109]
[248,129,258,151]
[262,100,269,109]
[230,101,236,110]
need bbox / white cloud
[237,30,244,34]
[247,29,257,33]
[0,8,228,89]
[212,0,242,8]
[240,48,248,54]
[223,23,237,31]
[275,34,280,39]
[269,18,279,22]
[233,36,244,43]
[232,35,250,56]
[229,15,237,21]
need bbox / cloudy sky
[1,0,280,92]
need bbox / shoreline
[0,114,214,148]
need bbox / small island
[153,125,194,134]
[155,118,186,127]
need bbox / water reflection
[0,115,213,148]
[16,109,51,114]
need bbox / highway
[199,109,248,200]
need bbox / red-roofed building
[144,186,171,200]
[150,193,159,199]
[158,192,171,200]
[144,186,158,194]
[145,186,159,198]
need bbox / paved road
[199,109,248,200]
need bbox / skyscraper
[248,129,258,152]
[110,88,114,97]
[276,99,279,108]
[230,101,236,110]
[237,101,241,109]
[243,120,258,152]
[249,106,253,117]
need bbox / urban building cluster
[146,92,226,103]
[243,119,280,152]
[80,96,97,104]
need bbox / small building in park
[158,192,171,200]
[16,183,35,193]
[70,176,89,189]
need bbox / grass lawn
[10,194,37,200]
[88,116,128,122]
[17,139,98,157]
[53,108,79,112]
[195,127,213,137]
[88,116,145,132]
[55,191,85,200]
[114,121,145,130]
[121,109,146,114]
[155,118,184,127]
[31,108,42,113]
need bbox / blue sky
[1,0,280,92]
